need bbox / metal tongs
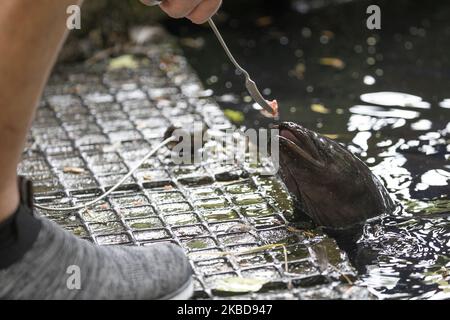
[207,18,274,114]
[142,1,273,113]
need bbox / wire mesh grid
[19,33,369,299]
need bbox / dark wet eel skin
[276,121,396,233]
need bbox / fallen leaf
[108,55,139,70]
[215,277,268,293]
[63,166,85,174]
[224,109,245,124]
[319,57,345,70]
[143,174,153,181]
[255,16,273,27]
[323,134,339,140]
[321,30,335,39]
[180,37,205,49]
[311,103,331,114]
[289,63,306,79]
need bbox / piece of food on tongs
[261,99,279,118]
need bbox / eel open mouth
[275,123,325,169]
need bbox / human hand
[140,0,222,24]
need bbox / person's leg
[0,0,77,222]
[0,0,193,299]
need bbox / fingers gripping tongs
[143,0,273,114]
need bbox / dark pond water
[164,0,450,299]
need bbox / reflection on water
[439,99,450,109]
[411,119,432,131]
[350,104,421,119]
[418,170,450,190]
[360,92,430,109]
[360,215,450,299]
[166,0,450,299]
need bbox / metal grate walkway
[19,29,370,299]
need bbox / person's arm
[0,0,81,219]
[0,0,221,220]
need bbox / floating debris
[311,103,331,114]
[255,16,273,27]
[321,30,335,39]
[289,63,306,79]
[319,57,345,70]
[323,134,340,140]
[223,109,245,124]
